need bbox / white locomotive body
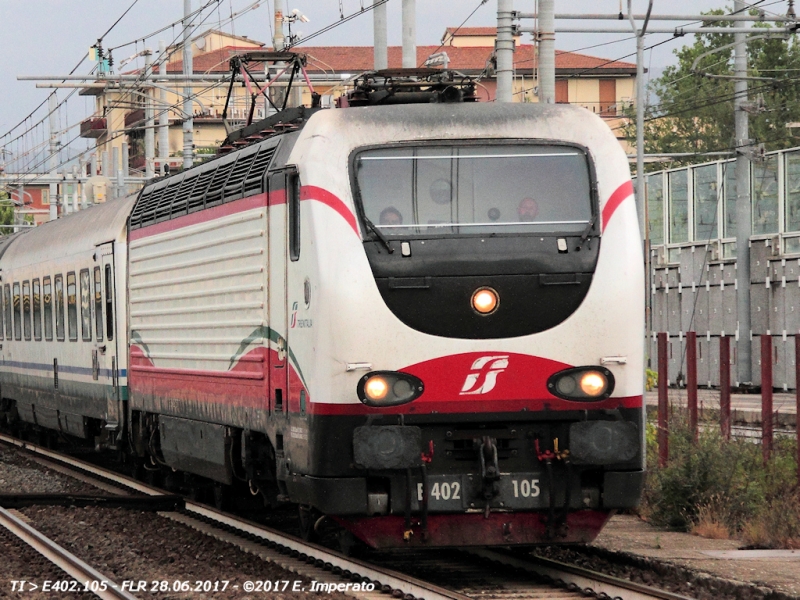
[0,100,643,548]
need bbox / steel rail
[0,506,138,600]
[0,433,699,600]
[0,433,467,600]
[466,548,696,600]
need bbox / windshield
[354,144,593,236]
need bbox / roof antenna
[618,0,624,20]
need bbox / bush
[642,415,800,547]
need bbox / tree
[0,191,13,234]
[626,10,800,173]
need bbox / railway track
[0,432,695,600]
[0,505,137,599]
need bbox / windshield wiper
[363,216,393,254]
[578,213,598,250]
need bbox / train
[0,70,644,549]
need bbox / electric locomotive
[0,70,644,549]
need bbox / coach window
[12,283,21,341]
[43,276,53,341]
[105,265,114,341]
[288,170,301,261]
[0,285,4,341]
[33,279,42,341]
[67,272,77,342]
[22,281,31,341]
[55,275,65,341]
[93,267,103,342]
[4,285,12,341]
[80,269,92,342]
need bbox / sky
[0,0,790,168]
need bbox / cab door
[268,172,289,417]
[95,242,120,429]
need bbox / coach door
[268,171,289,417]
[96,243,120,429]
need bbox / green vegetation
[642,417,800,548]
[626,10,800,172]
[0,191,14,233]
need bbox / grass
[641,416,800,548]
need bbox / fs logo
[459,355,509,395]
[290,302,298,328]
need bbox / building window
[41,189,50,206]
[43,276,53,341]
[67,272,77,341]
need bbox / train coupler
[477,436,500,518]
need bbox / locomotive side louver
[130,139,280,230]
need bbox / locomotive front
[284,102,644,548]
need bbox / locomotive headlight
[547,367,614,401]
[580,371,608,397]
[358,371,424,407]
[471,287,499,315]
[364,376,390,401]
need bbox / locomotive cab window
[67,272,77,342]
[43,276,53,341]
[33,279,42,341]
[55,274,65,341]
[354,145,593,236]
[12,283,20,341]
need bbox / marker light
[547,367,615,401]
[358,371,425,407]
[471,287,499,315]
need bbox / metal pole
[273,0,285,51]
[538,0,555,104]
[516,12,778,21]
[496,0,514,103]
[720,336,731,440]
[686,331,698,442]
[373,0,388,70]
[47,94,58,221]
[158,41,170,174]
[111,147,119,197]
[761,335,773,463]
[735,0,752,385]
[121,142,129,199]
[401,0,416,68]
[144,49,155,179]
[101,150,109,178]
[658,332,669,467]
[182,0,195,170]
[796,336,800,488]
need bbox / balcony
[80,117,107,139]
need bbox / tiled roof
[165,44,635,76]
[443,27,508,36]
